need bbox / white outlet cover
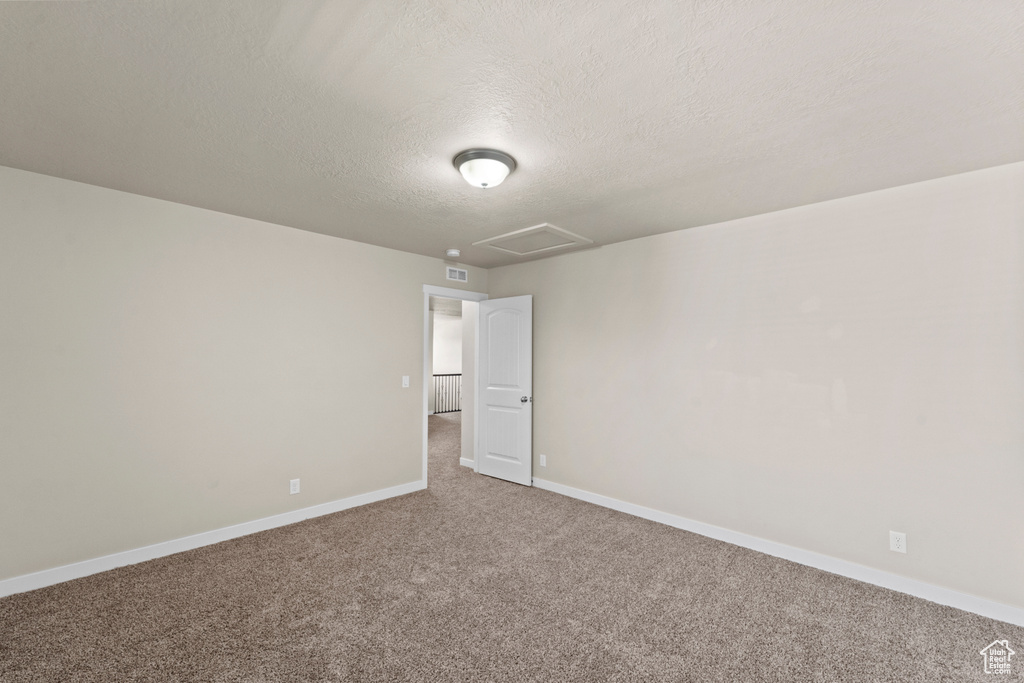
[889,530,907,553]
[539,454,547,467]
[290,478,300,495]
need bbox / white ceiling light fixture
[445,248,461,258]
[453,149,516,188]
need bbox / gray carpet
[1,412,1020,681]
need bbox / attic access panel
[472,223,593,257]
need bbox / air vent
[472,223,593,256]
[446,266,468,282]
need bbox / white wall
[489,162,1024,609]
[0,165,487,581]
[431,313,462,374]
[461,301,478,463]
[427,311,435,414]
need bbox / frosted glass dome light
[453,149,516,189]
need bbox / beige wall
[490,162,1024,608]
[0,165,487,580]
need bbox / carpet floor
[1,412,1020,681]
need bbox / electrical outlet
[290,479,300,495]
[889,531,906,553]
[402,375,410,388]
[539,454,547,467]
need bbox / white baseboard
[0,479,427,599]
[460,458,475,468]
[532,477,1024,628]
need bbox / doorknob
[521,396,529,403]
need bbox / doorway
[429,296,463,415]
[421,285,487,485]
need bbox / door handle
[521,396,530,403]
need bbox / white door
[476,295,532,486]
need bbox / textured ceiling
[1,1,1021,268]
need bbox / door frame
[422,284,488,485]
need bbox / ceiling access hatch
[473,223,593,257]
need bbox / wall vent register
[446,266,468,282]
